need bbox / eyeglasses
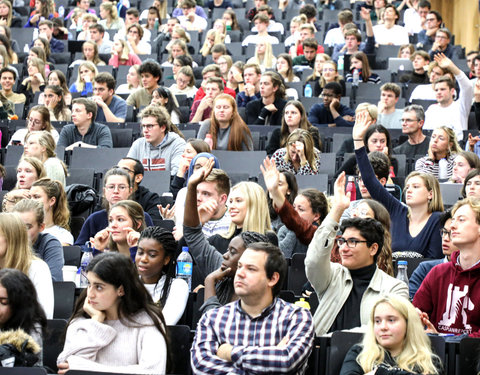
[105,184,129,192]
[440,228,451,239]
[435,35,449,39]
[141,124,159,130]
[336,237,368,248]
[320,93,336,98]
[426,17,436,22]
[114,165,135,174]
[401,118,417,123]
[28,117,42,126]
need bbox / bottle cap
[398,260,408,266]
[182,246,189,252]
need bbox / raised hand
[352,110,374,141]
[333,172,352,212]
[198,199,218,224]
[260,156,280,193]
[158,203,175,220]
[90,228,110,251]
[434,53,454,70]
[188,157,215,186]
[468,133,480,152]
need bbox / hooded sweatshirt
[127,132,186,175]
[413,250,480,337]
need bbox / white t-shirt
[44,225,74,245]
[373,24,409,45]
[29,258,54,319]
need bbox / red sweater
[413,251,480,337]
[108,54,142,68]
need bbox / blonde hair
[355,102,378,120]
[284,129,319,172]
[32,178,70,230]
[357,295,440,374]
[223,181,271,238]
[75,61,98,93]
[435,126,461,157]
[405,171,444,213]
[100,1,119,21]
[0,213,35,274]
[252,38,275,69]
[116,39,131,61]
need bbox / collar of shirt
[235,297,277,320]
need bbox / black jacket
[246,97,287,125]
[135,185,162,226]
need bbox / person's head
[169,39,188,61]
[205,77,224,99]
[451,198,480,249]
[102,167,133,207]
[165,17,180,34]
[260,71,285,100]
[227,61,244,85]
[126,65,141,89]
[243,63,262,86]
[355,102,378,122]
[299,4,317,22]
[135,227,178,305]
[108,200,145,249]
[322,82,342,107]
[452,151,480,184]
[338,218,384,269]
[27,57,45,82]
[182,139,211,165]
[404,171,443,213]
[0,0,12,25]
[117,158,144,189]
[364,124,392,157]
[171,25,191,43]
[12,199,45,244]
[288,14,306,34]
[173,54,193,76]
[93,72,116,103]
[127,23,144,43]
[99,2,118,21]
[0,212,33,274]
[138,60,162,91]
[439,210,457,258]
[358,295,439,373]
[379,83,400,110]
[176,66,195,90]
[418,0,431,17]
[71,97,97,127]
[113,39,130,61]
[433,75,455,105]
[401,104,424,136]
[212,92,236,125]
[252,13,269,33]
[275,53,295,81]
[337,9,353,27]
[302,38,318,62]
[146,7,160,30]
[82,40,100,63]
[47,70,68,92]
[43,85,66,114]
[466,50,479,73]
[0,268,46,333]
[281,100,311,132]
[397,44,415,59]
[151,86,179,113]
[139,105,172,146]
[197,168,231,218]
[357,151,391,198]
[429,126,460,159]
[76,61,97,88]
[38,20,54,40]
[33,37,50,59]
[16,157,45,190]
[344,28,362,52]
[180,0,196,16]
[0,45,9,68]
[411,50,430,73]
[350,51,372,81]
[382,4,399,23]
[293,188,328,226]
[217,55,233,77]
[31,177,70,230]
[427,61,452,83]
[462,169,480,198]
[28,47,46,65]
[285,129,318,171]
[321,60,339,84]
[26,105,52,134]
[425,9,442,30]
[435,27,451,49]
[125,7,140,26]
[0,66,15,92]
[235,242,286,299]
[473,54,480,78]
[222,9,239,30]
[187,153,220,182]
[23,130,56,161]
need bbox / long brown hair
[209,93,252,151]
[280,100,318,149]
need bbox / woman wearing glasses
[9,106,59,146]
[74,168,154,253]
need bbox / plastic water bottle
[338,55,344,74]
[79,249,93,287]
[352,69,360,86]
[346,176,356,201]
[438,158,448,182]
[33,28,38,39]
[205,134,213,149]
[396,260,409,287]
[304,83,312,97]
[176,247,193,291]
[23,44,29,53]
[58,5,65,17]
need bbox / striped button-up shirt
[191,297,314,374]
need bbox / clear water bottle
[33,28,38,39]
[352,69,360,86]
[396,260,409,287]
[79,249,93,287]
[438,158,448,182]
[338,55,344,74]
[176,246,193,291]
[58,5,65,17]
[346,176,356,201]
[205,134,213,149]
[23,43,29,53]
[304,83,312,97]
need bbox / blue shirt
[96,95,127,123]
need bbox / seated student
[236,63,262,108]
[13,199,64,282]
[377,83,404,129]
[0,67,26,104]
[372,4,409,45]
[98,1,125,30]
[340,295,442,375]
[354,111,444,259]
[246,39,276,72]
[415,126,461,179]
[70,40,106,67]
[89,23,113,54]
[292,38,318,69]
[323,9,353,47]
[312,60,346,98]
[400,50,431,84]
[393,105,431,159]
[169,66,198,98]
[428,28,459,60]
[116,65,142,95]
[245,0,266,21]
[251,4,284,34]
[89,200,147,262]
[308,82,355,127]
[193,64,236,104]
[177,0,207,32]
[305,175,408,335]
[57,98,113,151]
[413,198,480,337]
[190,77,225,123]
[75,168,154,253]
[266,100,320,156]
[271,129,321,175]
[57,253,167,374]
[125,23,152,56]
[0,213,53,318]
[409,60,453,102]
[151,86,181,125]
[0,268,47,365]
[44,85,71,122]
[197,93,253,151]
[451,151,480,184]
[345,51,381,84]
[31,178,74,246]
[409,210,456,299]
[289,23,324,58]
[242,13,279,47]
[126,60,162,109]
[127,105,186,174]
[245,71,287,126]
[92,73,127,124]
[108,40,142,68]
[18,57,46,106]
[69,62,97,97]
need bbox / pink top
[108,53,142,68]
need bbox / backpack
[66,184,98,216]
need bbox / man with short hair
[409,210,456,299]
[417,10,442,51]
[414,198,480,337]
[211,44,227,64]
[372,4,409,45]
[178,0,208,31]
[299,4,321,31]
[466,50,479,79]
[127,105,186,174]
[117,157,163,226]
[292,38,318,68]
[92,73,127,123]
[399,50,430,84]
[308,82,355,127]
[242,13,279,46]
[252,5,284,34]
[429,27,457,60]
[324,9,354,47]
[190,77,224,122]
[306,183,408,335]
[126,61,162,109]
[0,67,25,104]
[192,240,314,373]
[37,20,64,53]
[289,23,323,58]
[424,54,473,141]
[393,104,430,159]
[89,24,113,54]
[403,0,431,35]
[236,63,262,108]
[377,83,403,129]
[192,64,236,103]
[57,98,113,150]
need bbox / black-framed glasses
[440,228,451,239]
[336,237,368,248]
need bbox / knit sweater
[57,311,167,374]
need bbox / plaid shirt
[191,297,314,374]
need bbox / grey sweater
[197,120,253,151]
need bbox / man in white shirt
[409,60,453,101]
[251,5,284,34]
[324,9,354,47]
[372,4,409,46]
[377,83,404,129]
[424,54,473,141]
[178,0,207,32]
[403,0,430,35]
